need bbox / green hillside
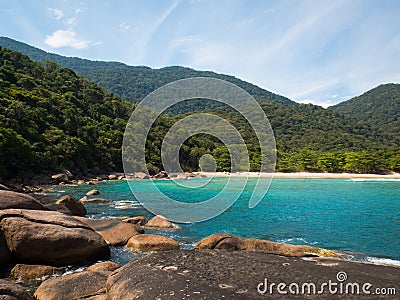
[0,46,132,177]
[330,83,400,133]
[0,45,399,178]
[0,36,295,107]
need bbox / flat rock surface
[74,217,143,245]
[106,250,399,299]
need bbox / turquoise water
[48,177,400,265]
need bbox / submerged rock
[0,190,47,210]
[0,209,110,266]
[195,234,341,257]
[74,217,143,246]
[126,234,180,252]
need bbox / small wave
[349,178,400,182]
[110,200,141,210]
[365,257,400,267]
[276,237,318,245]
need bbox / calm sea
[47,177,400,266]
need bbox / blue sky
[1,0,399,107]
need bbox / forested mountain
[0,47,133,177]
[0,44,399,178]
[0,37,294,106]
[330,83,400,133]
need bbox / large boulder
[126,234,180,252]
[0,279,33,300]
[145,215,176,229]
[74,217,143,246]
[34,269,109,300]
[0,190,46,210]
[10,264,64,281]
[0,209,110,266]
[55,195,87,216]
[105,250,400,300]
[194,234,341,257]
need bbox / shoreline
[196,171,400,179]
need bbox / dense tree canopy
[330,83,400,134]
[0,45,399,178]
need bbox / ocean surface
[47,177,400,266]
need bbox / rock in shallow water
[79,197,109,204]
[145,215,177,229]
[195,234,341,257]
[126,234,180,252]
[55,195,87,216]
[86,189,100,196]
[74,217,143,246]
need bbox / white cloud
[66,17,78,26]
[48,8,64,20]
[45,29,93,49]
[118,23,130,33]
[298,99,333,108]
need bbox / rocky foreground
[0,190,399,299]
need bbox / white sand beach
[196,172,400,179]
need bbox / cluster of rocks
[2,190,398,299]
[0,170,209,194]
[150,171,206,180]
[0,190,183,299]
[51,171,126,186]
